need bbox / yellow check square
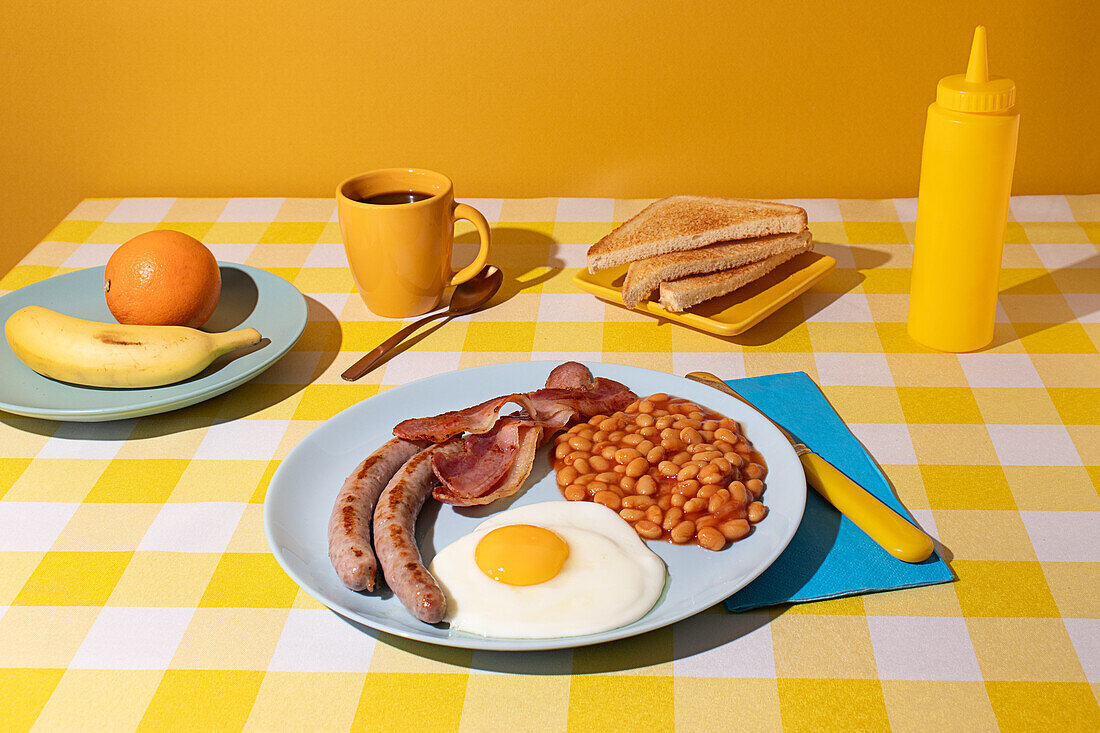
[0,669,65,732]
[248,672,364,731]
[1016,322,1097,354]
[967,617,1087,682]
[844,221,909,245]
[140,670,264,732]
[153,221,214,240]
[807,323,883,352]
[87,459,189,503]
[0,265,59,290]
[352,673,468,731]
[45,219,101,243]
[464,321,537,352]
[985,681,1100,733]
[859,268,912,294]
[13,551,132,606]
[198,553,299,608]
[777,679,890,731]
[952,560,1060,617]
[919,464,1016,510]
[818,387,904,423]
[34,670,163,732]
[897,387,984,424]
[567,675,674,732]
[881,681,997,733]
[971,387,1062,424]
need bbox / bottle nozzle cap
[937,25,1016,113]
[965,26,989,83]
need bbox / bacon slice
[393,373,635,444]
[431,422,544,505]
[396,362,637,507]
[429,416,530,499]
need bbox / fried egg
[428,501,666,638]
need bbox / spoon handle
[341,309,450,381]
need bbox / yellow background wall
[2,0,1097,276]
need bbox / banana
[4,306,263,388]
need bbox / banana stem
[213,327,263,353]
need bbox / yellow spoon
[686,371,935,563]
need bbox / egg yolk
[474,524,569,586]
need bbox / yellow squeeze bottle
[908,26,1018,352]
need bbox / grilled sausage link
[328,437,427,591]
[373,446,447,623]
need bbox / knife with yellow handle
[685,371,935,563]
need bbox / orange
[104,230,222,328]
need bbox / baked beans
[554,393,768,550]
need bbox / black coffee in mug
[357,191,433,205]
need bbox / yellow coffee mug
[336,168,492,317]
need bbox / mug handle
[449,203,492,286]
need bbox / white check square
[1009,196,1075,222]
[986,424,1082,466]
[556,198,615,223]
[531,352,604,366]
[37,420,138,460]
[537,293,607,323]
[267,609,377,672]
[1065,294,1100,323]
[308,292,351,322]
[206,243,256,264]
[958,353,1044,388]
[907,509,941,541]
[0,502,78,551]
[193,420,288,460]
[70,607,194,669]
[218,198,284,223]
[672,353,746,382]
[780,198,841,222]
[61,244,119,268]
[104,198,176,223]
[455,198,503,223]
[1062,619,1099,683]
[551,243,590,266]
[1020,511,1100,562]
[138,502,247,553]
[673,612,775,677]
[379,352,462,385]
[893,198,919,222]
[867,616,982,681]
[814,352,894,387]
[847,423,917,465]
[1032,244,1098,268]
[803,292,874,323]
[302,243,349,268]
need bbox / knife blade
[685,371,935,563]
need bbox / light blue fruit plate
[0,263,307,422]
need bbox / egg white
[428,501,667,638]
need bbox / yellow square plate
[572,251,837,336]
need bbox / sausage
[328,437,427,592]
[373,446,447,623]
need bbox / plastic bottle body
[908,102,1019,352]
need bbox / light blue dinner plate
[264,361,807,651]
[0,263,307,422]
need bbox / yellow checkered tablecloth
[0,195,1097,732]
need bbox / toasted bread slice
[657,240,813,312]
[587,196,807,272]
[622,229,812,307]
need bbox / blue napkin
[722,372,953,612]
